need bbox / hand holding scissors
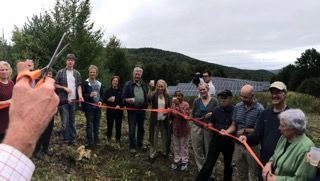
[16,33,69,88]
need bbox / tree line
[272,48,320,97]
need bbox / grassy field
[31,93,320,180]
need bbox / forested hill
[125,48,274,85]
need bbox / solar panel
[168,76,270,96]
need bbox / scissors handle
[16,70,42,87]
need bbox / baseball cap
[217,89,233,97]
[269,81,287,92]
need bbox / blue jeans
[84,108,101,144]
[59,102,77,141]
[127,110,146,149]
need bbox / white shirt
[0,144,35,180]
[67,70,76,100]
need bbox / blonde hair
[0,61,12,77]
[198,83,209,91]
[156,79,168,95]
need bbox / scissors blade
[41,33,68,75]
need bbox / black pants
[196,134,235,181]
[106,109,123,140]
[35,117,54,152]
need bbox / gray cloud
[98,0,320,70]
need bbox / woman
[148,79,170,163]
[0,61,14,142]
[262,109,317,181]
[103,76,124,147]
[191,83,218,172]
[169,90,190,171]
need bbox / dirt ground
[31,110,319,180]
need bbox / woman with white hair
[262,109,317,181]
[0,61,14,142]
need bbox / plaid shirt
[55,68,82,105]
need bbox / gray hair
[25,59,34,65]
[279,109,307,135]
[0,61,12,76]
[133,67,143,76]
[88,65,98,75]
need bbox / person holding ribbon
[82,65,103,149]
[103,75,124,148]
[169,90,190,170]
[262,109,316,181]
[191,83,218,175]
[122,67,148,153]
[147,79,170,163]
[0,61,14,142]
[196,89,235,181]
[55,54,84,145]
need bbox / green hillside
[126,48,274,83]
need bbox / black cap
[217,89,233,97]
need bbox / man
[0,61,59,180]
[12,59,35,86]
[193,70,216,97]
[82,65,103,149]
[196,89,235,181]
[122,67,148,153]
[239,81,289,181]
[201,70,216,97]
[55,53,83,145]
[222,84,264,181]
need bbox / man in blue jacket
[82,65,103,149]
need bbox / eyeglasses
[203,76,209,78]
[269,91,284,95]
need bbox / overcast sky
[1,0,320,70]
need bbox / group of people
[0,57,319,180]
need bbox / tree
[11,0,104,80]
[51,0,104,78]
[105,35,131,84]
[274,64,296,87]
[295,48,320,79]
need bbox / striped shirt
[232,101,264,131]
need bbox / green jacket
[270,134,317,181]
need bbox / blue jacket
[82,79,103,112]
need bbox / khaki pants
[149,120,168,158]
[235,143,260,181]
[191,124,213,171]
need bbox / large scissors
[16,33,69,88]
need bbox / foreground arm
[0,62,59,180]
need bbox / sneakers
[180,163,188,171]
[140,145,147,151]
[129,149,136,153]
[42,149,53,157]
[171,162,179,170]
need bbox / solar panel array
[168,76,270,96]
